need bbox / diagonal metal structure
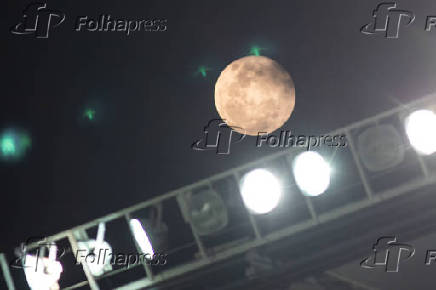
[2,94,436,290]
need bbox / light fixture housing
[188,188,228,236]
[357,124,405,172]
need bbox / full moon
[214,56,295,136]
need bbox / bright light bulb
[24,254,63,290]
[129,219,154,256]
[293,151,331,196]
[405,109,436,155]
[239,169,282,214]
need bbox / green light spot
[0,130,31,161]
[1,137,15,156]
[249,46,263,56]
[196,66,210,78]
[84,108,96,121]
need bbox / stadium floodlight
[76,222,113,277]
[293,151,331,196]
[357,124,405,172]
[405,109,436,155]
[24,244,63,290]
[129,219,155,256]
[188,188,228,236]
[239,168,282,214]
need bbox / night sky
[3,0,436,282]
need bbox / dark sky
[3,0,436,262]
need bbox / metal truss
[2,93,436,290]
